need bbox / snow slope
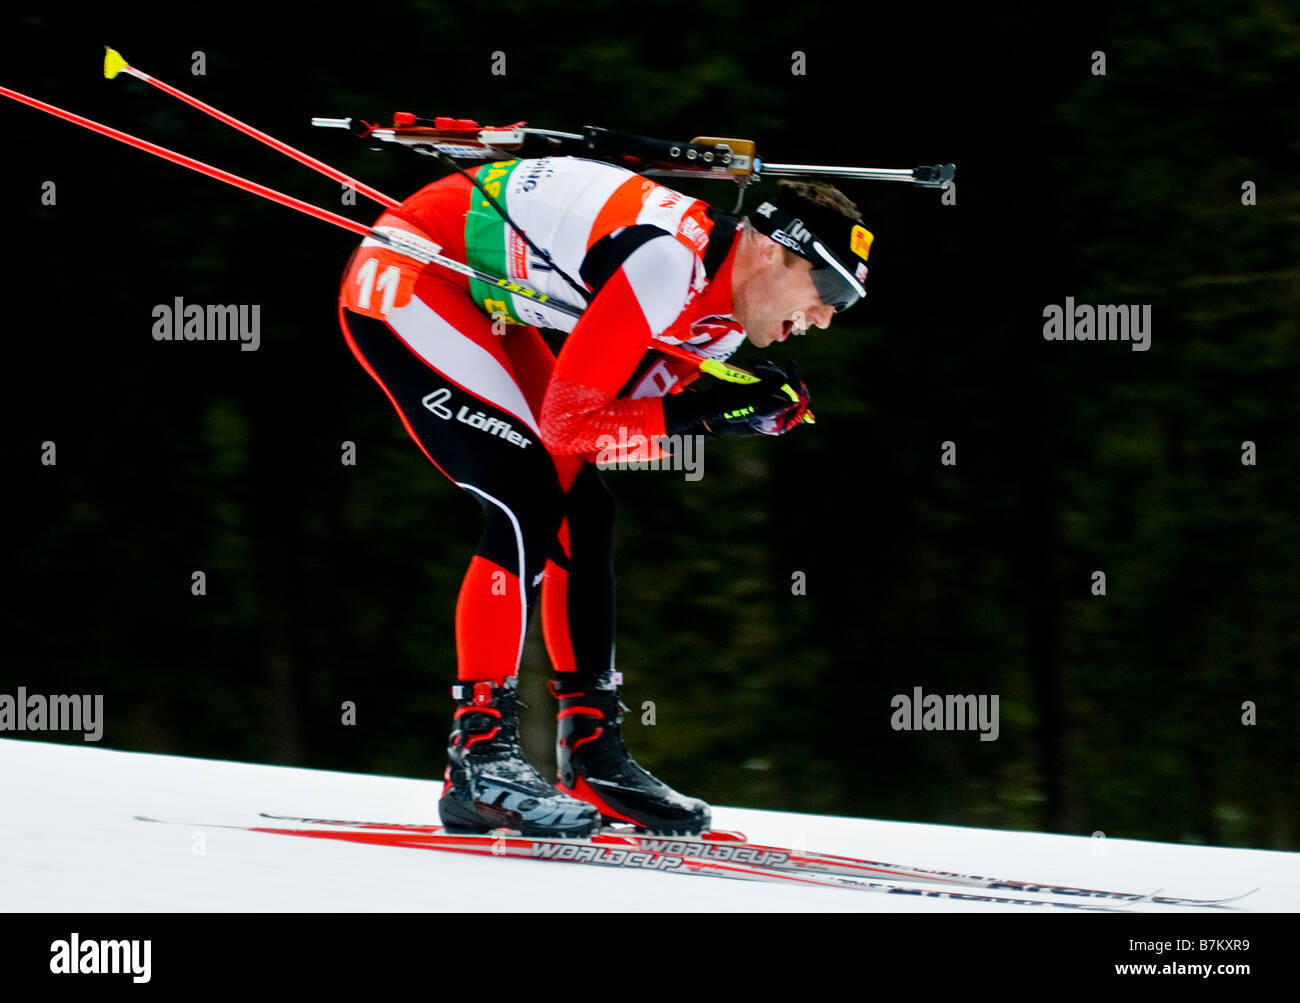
[1,738,1294,912]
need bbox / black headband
[747,190,873,310]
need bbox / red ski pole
[103,47,400,210]
[0,82,376,240]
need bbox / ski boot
[551,673,711,836]
[438,678,600,837]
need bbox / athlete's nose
[809,302,834,330]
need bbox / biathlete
[337,154,872,836]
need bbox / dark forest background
[3,0,1296,848]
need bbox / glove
[749,362,810,435]
[662,361,811,438]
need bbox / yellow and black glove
[662,361,811,438]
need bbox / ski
[134,815,1126,911]
[257,812,1258,909]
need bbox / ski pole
[0,82,379,239]
[102,47,590,309]
[0,84,576,315]
[0,82,584,306]
[102,48,400,209]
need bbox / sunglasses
[810,266,863,312]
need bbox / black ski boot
[438,679,600,837]
[551,673,711,836]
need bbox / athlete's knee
[470,484,565,583]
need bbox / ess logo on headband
[769,230,803,253]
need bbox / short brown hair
[745,180,864,266]
[776,179,863,222]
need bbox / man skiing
[336,154,871,837]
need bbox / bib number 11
[354,257,401,315]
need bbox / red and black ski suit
[337,156,746,688]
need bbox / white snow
[1,738,1295,912]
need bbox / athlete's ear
[756,234,782,266]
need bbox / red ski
[133,814,1128,911]
[256,812,1257,908]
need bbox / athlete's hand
[749,361,811,436]
[662,361,810,438]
